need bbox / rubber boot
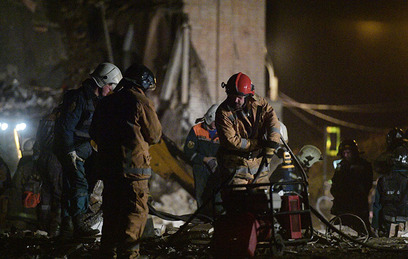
[73,214,99,238]
[48,209,61,238]
[58,216,73,240]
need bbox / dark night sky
[267,0,408,148]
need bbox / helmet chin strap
[97,87,103,97]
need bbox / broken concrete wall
[0,0,67,90]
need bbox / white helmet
[90,62,123,89]
[279,121,288,143]
[297,145,323,168]
[22,138,35,157]
[204,104,219,125]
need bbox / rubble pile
[4,226,408,258]
[0,76,61,118]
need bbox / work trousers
[58,143,92,218]
[100,176,150,258]
[193,165,211,207]
[37,151,63,230]
[219,166,270,214]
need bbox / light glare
[0,123,8,131]
[15,123,26,131]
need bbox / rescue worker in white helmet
[184,104,220,210]
[215,72,280,192]
[54,62,122,239]
[270,145,322,193]
[90,63,162,258]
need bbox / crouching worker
[90,64,162,258]
[184,104,220,211]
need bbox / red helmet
[222,72,255,97]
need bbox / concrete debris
[0,76,61,118]
[3,227,408,258]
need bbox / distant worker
[8,138,39,229]
[215,72,280,192]
[372,144,408,237]
[90,64,162,258]
[184,104,220,208]
[54,62,122,239]
[270,145,322,193]
[330,139,373,235]
[373,127,405,175]
[33,107,63,237]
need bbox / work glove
[205,158,218,173]
[203,157,218,173]
[68,151,84,170]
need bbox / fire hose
[152,136,408,253]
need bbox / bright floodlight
[0,123,8,131]
[15,123,26,131]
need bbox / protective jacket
[372,167,408,232]
[184,122,219,206]
[90,86,162,179]
[54,79,96,156]
[215,94,280,176]
[184,123,219,165]
[330,157,373,216]
[90,84,162,257]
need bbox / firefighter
[184,104,220,208]
[33,107,63,237]
[212,72,280,258]
[90,64,162,258]
[54,62,122,239]
[215,72,281,192]
[374,127,405,175]
[330,139,373,235]
[372,144,408,237]
[8,138,39,230]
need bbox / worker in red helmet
[215,72,281,192]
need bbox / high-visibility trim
[271,127,280,134]
[241,138,248,148]
[125,167,152,176]
[190,152,198,161]
[193,123,219,142]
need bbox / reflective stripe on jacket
[90,87,162,179]
[184,122,219,165]
[215,94,280,173]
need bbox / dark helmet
[221,72,254,97]
[390,145,408,168]
[386,127,404,151]
[337,139,359,157]
[123,64,156,91]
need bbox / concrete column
[183,0,266,103]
